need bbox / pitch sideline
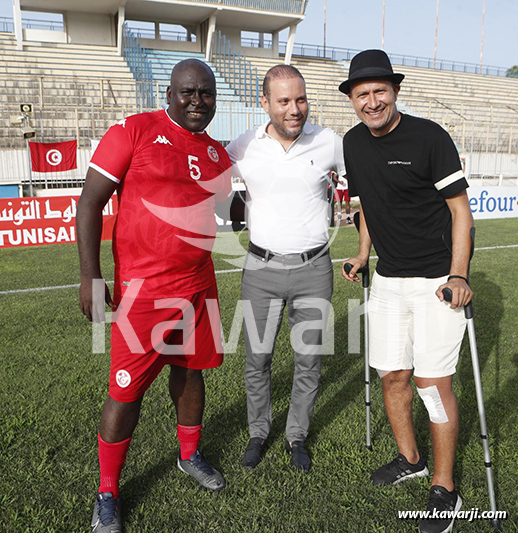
[1,244,517,296]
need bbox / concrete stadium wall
[66,12,115,46]
[218,26,276,58]
[140,38,200,53]
[23,29,67,44]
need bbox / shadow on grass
[311,350,364,438]
[202,338,302,451]
[122,456,174,517]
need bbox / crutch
[442,228,500,530]
[344,211,372,451]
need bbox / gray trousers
[241,250,333,442]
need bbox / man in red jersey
[77,59,232,533]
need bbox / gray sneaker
[91,492,122,533]
[177,449,226,491]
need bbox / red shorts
[109,283,223,402]
[336,189,350,202]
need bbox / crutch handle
[441,288,474,319]
[442,288,453,302]
[343,262,353,275]
[344,262,370,288]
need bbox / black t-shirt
[344,113,468,277]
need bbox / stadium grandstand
[1,0,517,196]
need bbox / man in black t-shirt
[340,50,473,533]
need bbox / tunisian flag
[29,140,77,172]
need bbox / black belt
[248,242,329,265]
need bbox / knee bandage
[416,385,449,424]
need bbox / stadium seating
[238,53,518,168]
[1,26,516,187]
[0,32,136,105]
[0,31,140,151]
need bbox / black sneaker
[177,449,226,491]
[371,453,429,485]
[419,485,462,533]
[285,440,311,473]
[91,492,122,533]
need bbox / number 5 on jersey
[188,155,201,180]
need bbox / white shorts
[368,272,467,378]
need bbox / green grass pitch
[0,219,517,532]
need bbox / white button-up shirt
[226,121,346,254]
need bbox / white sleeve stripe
[88,162,121,184]
[435,170,464,191]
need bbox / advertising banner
[467,187,518,220]
[0,195,117,248]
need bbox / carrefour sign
[467,187,518,220]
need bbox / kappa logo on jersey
[153,135,173,146]
[117,118,126,128]
[116,369,131,388]
[207,145,219,162]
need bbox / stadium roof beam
[16,0,307,63]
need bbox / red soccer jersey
[89,110,232,299]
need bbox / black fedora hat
[339,49,404,94]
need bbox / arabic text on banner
[0,196,117,248]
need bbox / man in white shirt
[227,65,345,472]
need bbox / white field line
[1,244,517,296]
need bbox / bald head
[167,59,217,132]
[263,64,305,100]
[170,58,215,86]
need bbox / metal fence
[2,96,516,191]
[121,24,155,110]
[0,74,140,111]
[0,16,64,33]
[167,0,307,14]
[1,13,511,78]
[241,38,510,78]
[213,31,260,107]
[127,25,197,42]
[0,102,268,190]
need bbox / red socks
[97,425,200,496]
[177,424,202,460]
[98,434,132,498]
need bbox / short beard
[271,120,304,140]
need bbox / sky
[295,0,518,69]
[0,0,516,69]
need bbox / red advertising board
[0,196,117,248]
